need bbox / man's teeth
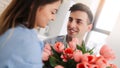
[70,30,75,32]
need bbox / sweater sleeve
[8,30,43,68]
[0,27,43,68]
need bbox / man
[44,3,93,48]
[43,3,116,65]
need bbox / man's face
[67,11,92,39]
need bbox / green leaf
[49,56,58,67]
[77,44,82,50]
[67,59,77,68]
[43,61,53,68]
[77,41,94,54]
[106,66,112,68]
[81,41,87,53]
[87,47,94,54]
[51,46,60,59]
[77,41,87,54]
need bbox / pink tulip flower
[100,44,116,60]
[73,50,83,62]
[54,42,65,53]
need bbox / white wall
[106,13,120,67]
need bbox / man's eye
[69,17,73,22]
[76,20,82,24]
[51,11,56,14]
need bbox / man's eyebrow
[76,18,82,21]
[69,17,73,19]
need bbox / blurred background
[0,0,120,67]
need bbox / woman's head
[0,0,63,35]
[34,0,62,28]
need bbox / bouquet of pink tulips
[42,38,116,68]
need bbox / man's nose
[69,20,76,27]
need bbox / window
[95,0,120,32]
[86,0,120,49]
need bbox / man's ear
[87,24,93,32]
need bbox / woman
[0,0,63,68]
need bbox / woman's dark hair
[69,3,93,24]
[0,0,63,35]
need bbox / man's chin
[68,34,77,38]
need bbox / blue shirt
[0,25,43,68]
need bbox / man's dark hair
[69,3,93,24]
